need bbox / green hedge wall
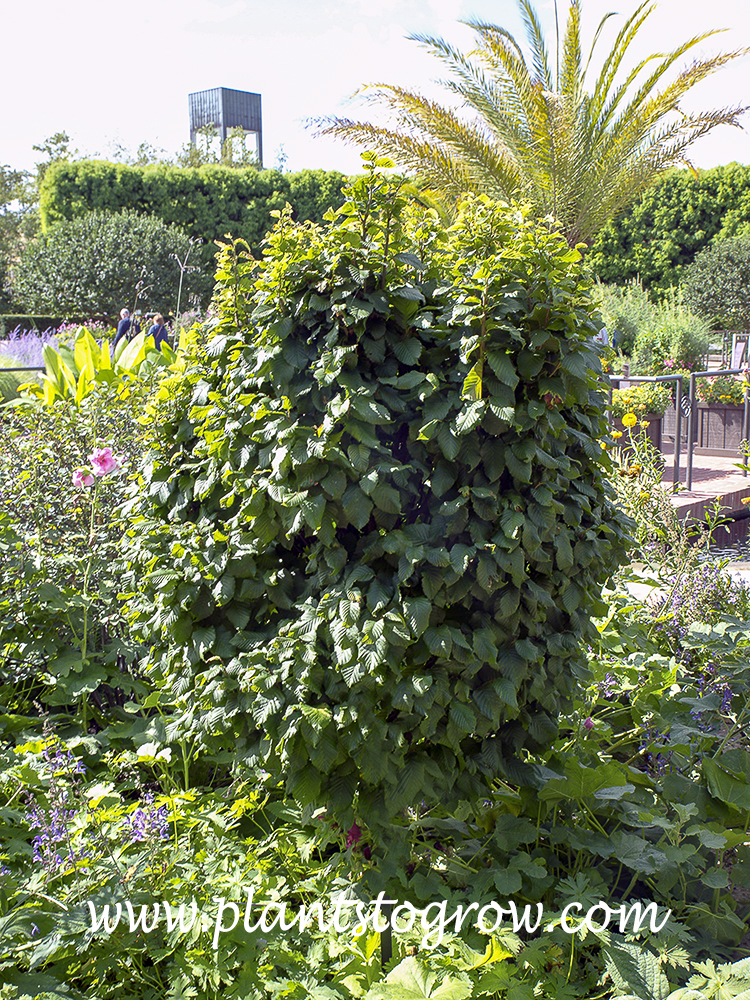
[0,315,64,336]
[588,163,750,293]
[39,161,347,262]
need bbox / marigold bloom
[621,412,638,428]
[612,430,623,439]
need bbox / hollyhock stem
[79,476,99,735]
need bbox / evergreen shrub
[589,163,750,292]
[123,162,630,847]
[12,210,202,319]
[682,236,750,332]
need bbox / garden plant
[3,164,750,1000]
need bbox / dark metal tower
[188,87,263,167]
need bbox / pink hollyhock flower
[72,469,94,488]
[583,717,594,731]
[346,823,362,847]
[89,447,121,477]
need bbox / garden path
[661,450,750,544]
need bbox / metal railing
[608,374,684,492]
[610,369,750,493]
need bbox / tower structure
[188,87,263,167]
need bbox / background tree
[589,163,750,292]
[12,209,203,319]
[319,0,748,246]
[682,237,750,332]
[0,165,36,310]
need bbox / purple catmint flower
[721,686,733,713]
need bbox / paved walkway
[660,450,750,520]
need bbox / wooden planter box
[694,402,747,455]
[663,404,696,445]
[612,413,663,452]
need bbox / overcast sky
[4,0,750,176]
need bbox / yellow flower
[640,420,650,428]
[741,497,750,506]
[622,412,638,428]
[612,430,623,439]
[639,491,650,500]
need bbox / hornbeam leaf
[462,360,483,401]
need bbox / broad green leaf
[462,359,483,401]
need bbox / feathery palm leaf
[317,0,749,245]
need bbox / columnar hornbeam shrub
[123,160,630,841]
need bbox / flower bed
[610,382,672,418]
[696,373,748,407]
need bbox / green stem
[182,741,190,793]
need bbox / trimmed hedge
[589,164,750,293]
[38,160,347,264]
[0,315,64,336]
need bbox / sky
[4,0,750,176]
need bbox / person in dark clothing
[147,313,170,352]
[112,308,141,353]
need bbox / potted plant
[694,374,749,452]
[610,383,672,451]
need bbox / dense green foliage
[121,164,630,860]
[682,236,750,331]
[5,178,750,997]
[0,164,36,310]
[38,159,347,279]
[0,314,66,334]
[589,164,750,292]
[12,209,200,318]
[631,290,711,375]
[594,280,710,373]
[595,281,655,357]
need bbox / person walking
[147,314,170,352]
[112,308,141,353]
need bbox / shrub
[37,159,348,293]
[0,314,64,336]
[595,280,655,357]
[610,382,673,417]
[681,235,750,331]
[122,163,631,853]
[632,289,711,374]
[11,209,207,319]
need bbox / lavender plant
[0,325,58,367]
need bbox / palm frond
[313,0,750,246]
